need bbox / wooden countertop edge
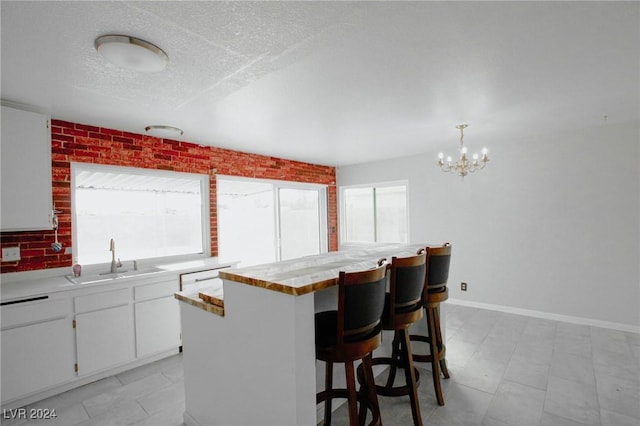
[218,271,338,296]
[174,292,224,317]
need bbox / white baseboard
[447,298,640,334]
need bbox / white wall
[337,121,640,330]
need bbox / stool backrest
[388,250,427,323]
[424,243,452,294]
[338,259,388,344]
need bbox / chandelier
[437,124,489,178]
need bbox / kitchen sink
[65,266,164,284]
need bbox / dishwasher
[179,267,230,295]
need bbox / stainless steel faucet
[109,238,122,273]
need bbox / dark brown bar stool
[410,243,452,406]
[357,250,427,426]
[315,259,388,426]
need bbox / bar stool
[358,250,427,426]
[315,259,388,426]
[410,243,452,406]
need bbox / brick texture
[1,120,337,273]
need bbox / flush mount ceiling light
[95,35,168,72]
[145,125,184,139]
[437,124,489,179]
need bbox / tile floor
[2,304,639,426]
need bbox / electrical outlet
[461,282,467,291]
[2,246,21,262]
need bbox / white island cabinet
[176,244,430,426]
[0,104,52,231]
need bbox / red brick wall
[1,120,337,273]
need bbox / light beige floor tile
[540,411,590,426]
[425,383,493,426]
[55,377,123,407]
[24,402,89,426]
[82,373,171,418]
[503,355,550,390]
[453,354,508,394]
[522,319,557,340]
[595,372,640,421]
[600,408,640,426]
[544,376,600,425]
[75,400,147,426]
[512,337,554,365]
[549,351,596,386]
[136,381,185,416]
[483,381,545,426]
[133,401,185,426]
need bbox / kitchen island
[175,244,430,426]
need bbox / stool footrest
[409,334,447,364]
[356,357,421,397]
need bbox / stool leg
[345,361,359,426]
[324,361,333,425]
[385,331,401,388]
[360,354,381,426]
[427,308,445,406]
[433,306,450,379]
[400,329,422,426]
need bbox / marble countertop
[219,244,428,296]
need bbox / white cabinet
[134,280,181,357]
[0,297,75,402]
[74,288,135,376]
[0,104,52,231]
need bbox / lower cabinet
[75,304,135,375]
[135,296,181,357]
[1,273,184,407]
[134,280,181,357]
[1,317,75,402]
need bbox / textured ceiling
[1,1,638,166]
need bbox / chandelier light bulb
[438,152,444,159]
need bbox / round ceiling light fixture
[95,35,168,72]
[145,125,184,139]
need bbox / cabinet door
[1,318,75,403]
[75,305,135,375]
[0,105,52,231]
[135,296,181,358]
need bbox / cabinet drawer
[1,297,70,330]
[74,287,129,313]
[134,280,178,301]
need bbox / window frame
[339,180,409,247]
[216,175,329,265]
[70,162,211,266]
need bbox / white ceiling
[1,1,638,167]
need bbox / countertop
[218,244,428,296]
[0,257,236,302]
[174,286,225,316]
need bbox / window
[217,176,328,266]
[340,182,408,245]
[72,163,209,265]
